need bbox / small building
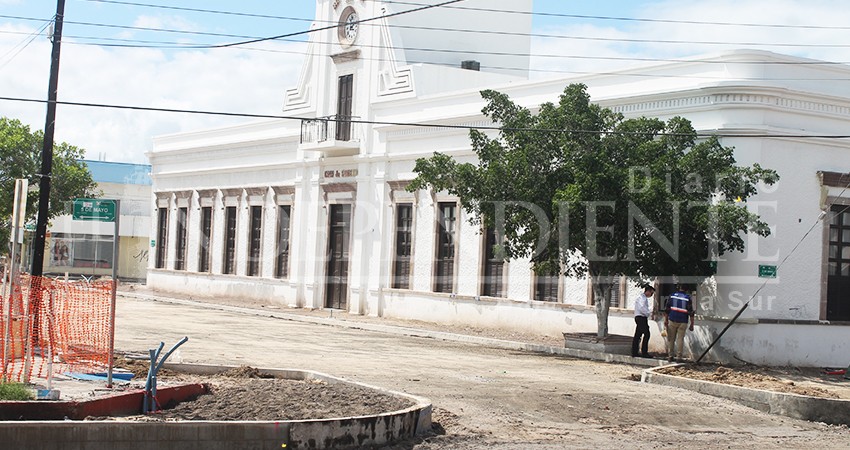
[45,160,151,281]
[147,0,850,366]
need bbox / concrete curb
[641,365,850,426]
[0,364,432,450]
[120,292,666,368]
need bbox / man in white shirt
[632,285,655,358]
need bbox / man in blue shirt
[664,284,695,362]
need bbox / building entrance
[325,204,352,310]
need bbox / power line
[0,18,52,71]
[10,11,850,51]
[5,26,850,81]
[15,1,467,50]
[59,39,850,81]
[206,0,468,49]
[80,0,317,24]
[82,0,850,31]
[2,95,850,139]
[62,36,850,66]
[382,0,850,31]
[8,12,850,59]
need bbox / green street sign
[73,198,116,222]
[758,265,777,278]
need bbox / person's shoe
[667,356,674,362]
[641,353,652,359]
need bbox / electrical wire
[208,0,467,49]
[0,19,53,71]
[382,0,850,31]
[1,95,849,139]
[5,21,850,80]
[7,13,850,62]
[10,12,850,51]
[37,2,850,50]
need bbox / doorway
[325,204,352,309]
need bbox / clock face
[338,7,358,46]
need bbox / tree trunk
[590,271,616,338]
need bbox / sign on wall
[758,265,777,278]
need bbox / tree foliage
[408,84,778,336]
[0,117,97,247]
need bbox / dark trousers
[632,316,650,357]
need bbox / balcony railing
[300,115,360,144]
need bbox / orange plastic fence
[1,275,113,382]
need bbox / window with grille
[198,206,212,273]
[827,204,850,320]
[247,206,262,276]
[155,208,168,269]
[275,205,292,279]
[223,206,237,275]
[434,202,457,293]
[392,204,413,289]
[481,227,505,297]
[534,269,559,302]
[175,207,187,271]
[589,276,623,308]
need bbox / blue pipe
[143,342,163,414]
[144,337,188,413]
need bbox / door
[325,204,352,309]
[336,74,353,141]
[827,205,850,320]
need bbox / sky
[1,0,850,163]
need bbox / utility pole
[31,0,66,278]
[29,0,66,344]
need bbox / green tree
[0,117,97,249]
[408,84,778,337]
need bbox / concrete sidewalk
[119,289,666,368]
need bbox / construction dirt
[96,363,414,422]
[110,294,850,448]
[658,364,847,399]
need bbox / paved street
[115,295,850,449]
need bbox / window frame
[223,205,237,275]
[433,201,458,294]
[155,207,168,269]
[198,206,213,273]
[174,207,188,271]
[392,203,414,289]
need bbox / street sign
[73,198,116,222]
[758,265,777,278]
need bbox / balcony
[300,115,361,157]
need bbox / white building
[147,0,850,367]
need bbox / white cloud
[0,22,307,163]
[132,15,202,33]
[530,0,850,79]
[4,0,850,164]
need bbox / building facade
[46,160,151,281]
[147,0,850,366]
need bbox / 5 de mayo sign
[72,198,116,222]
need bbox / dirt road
[115,295,849,449]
